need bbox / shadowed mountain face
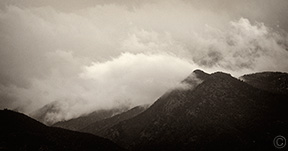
[241,72,288,95]
[0,109,126,151]
[52,107,129,130]
[99,70,288,151]
[81,105,149,135]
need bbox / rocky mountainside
[0,109,126,151]
[241,71,288,95]
[81,105,149,135]
[100,70,288,151]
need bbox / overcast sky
[0,0,288,123]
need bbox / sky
[0,0,288,123]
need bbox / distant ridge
[241,71,288,95]
[51,107,128,130]
[81,105,149,136]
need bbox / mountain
[81,105,149,135]
[241,71,288,95]
[100,70,288,151]
[0,109,126,151]
[30,101,64,125]
[52,107,129,131]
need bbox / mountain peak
[101,70,288,151]
[183,69,232,85]
[192,69,210,80]
[182,69,210,85]
[210,71,232,79]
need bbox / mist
[0,0,287,123]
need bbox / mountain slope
[31,101,65,125]
[101,70,288,151]
[241,71,288,95]
[52,107,128,131]
[0,109,126,151]
[81,105,148,135]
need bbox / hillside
[52,107,129,131]
[100,70,288,151]
[241,71,288,95]
[81,105,148,135]
[0,109,126,151]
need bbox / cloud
[1,52,195,123]
[0,0,288,123]
[186,18,288,74]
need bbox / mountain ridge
[100,70,288,151]
[2,70,287,151]
[241,71,288,95]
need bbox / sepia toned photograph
[0,0,287,150]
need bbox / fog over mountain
[0,0,288,123]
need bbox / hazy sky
[0,0,288,123]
